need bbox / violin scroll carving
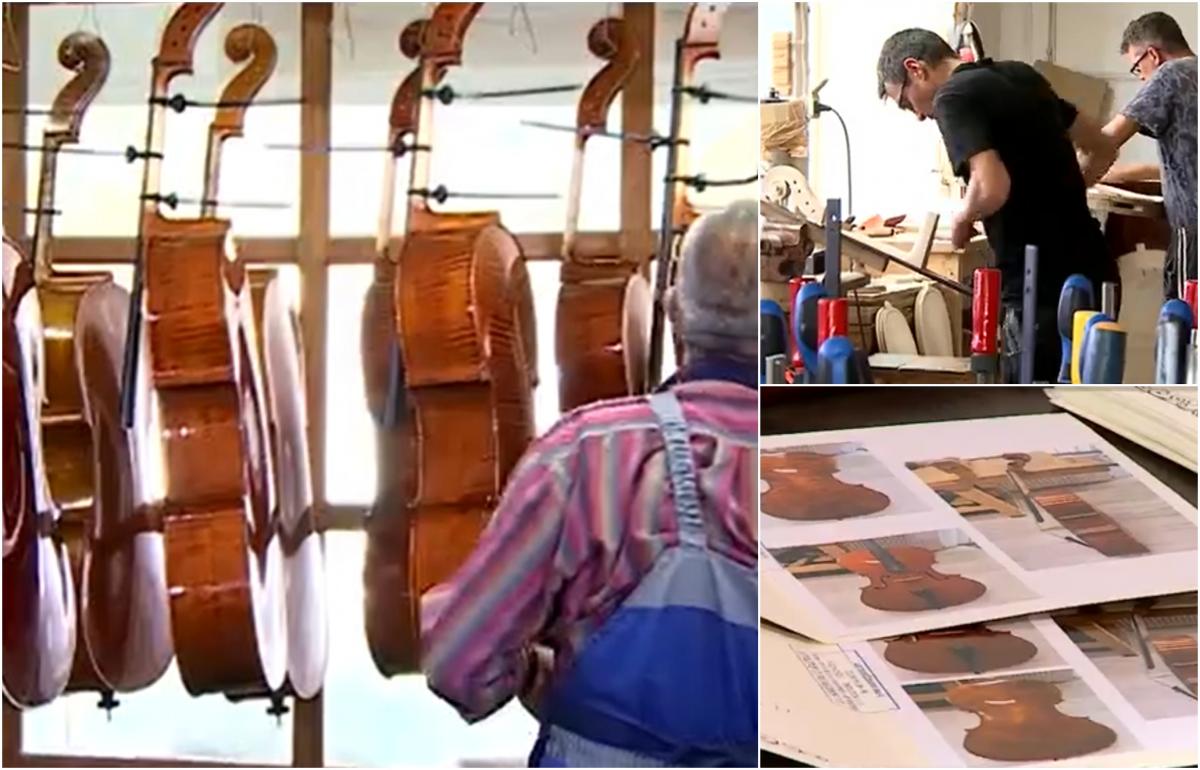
[210,23,278,141]
[422,3,483,66]
[576,18,638,135]
[45,32,110,144]
[153,2,223,80]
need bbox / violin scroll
[576,18,638,135]
[400,19,426,59]
[152,3,222,80]
[45,32,110,145]
[210,24,278,141]
[388,21,431,147]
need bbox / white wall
[972,2,1198,165]
[807,1,961,222]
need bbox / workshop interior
[760,2,1198,386]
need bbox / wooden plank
[3,700,20,766]
[294,4,331,767]
[2,4,28,238]
[33,232,629,265]
[621,2,654,275]
[17,754,281,768]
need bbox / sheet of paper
[762,594,1198,768]
[1045,386,1197,471]
[760,413,1198,643]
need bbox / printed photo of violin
[1055,597,1198,721]
[882,622,1041,676]
[768,529,1037,633]
[760,441,920,523]
[907,448,1197,571]
[903,672,1129,765]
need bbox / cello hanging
[374,2,538,675]
[554,16,651,411]
[133,2,287,697]
[200,22,327,701]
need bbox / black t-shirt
[933,59,1115,303]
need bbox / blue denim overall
[529,391,758,767]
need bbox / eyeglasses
[1129,48,1151,76]
[897,69,913,113]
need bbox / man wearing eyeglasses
[1093,12,1196,299]
[876,28,1118,382]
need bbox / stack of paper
[1045,386,1197,472]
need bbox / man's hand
[950,210,977,250]
[517,643,555,719]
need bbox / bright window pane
[322,532,537,766]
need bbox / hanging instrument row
[2,1,753,710]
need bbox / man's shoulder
[1156,56,1198,85]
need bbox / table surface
[759,386,1197,767]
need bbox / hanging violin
[760,449,890,520]
[884,624,1038,674]
[554,16,651,411]
[380,2,539,674]
[836,538,986,612]
[362,17,427,677]
[3,234,75,708]
[26,30,173,701]
[200,23,327,701]
[132,2,287,697]
[946,678,1117,761]
[646,2,725,385]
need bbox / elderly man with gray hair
[423,200,758,767]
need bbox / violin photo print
[2,1,765,767]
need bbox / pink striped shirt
[421,379,758,722]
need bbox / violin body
[947,678,1117,761]
[144,212,285,695]
[71,280,174,693]
[388,208,537,672]
[761,451,890,520]
[884,625,1038,674]
[556,262,650,410]
[837,544,986,612]
[246,269,327,698]
[2,242,76,708]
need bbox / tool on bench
[1057,274,1095,383]
[1019,245,1039,384]
[760,299,787,384]
[1155,299,1194,384]
[1081,322,1126,383]
[971,268,1001,383]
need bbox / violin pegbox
[153,2,222,79]
[422,2,483,67]
[681,2,726,71]
[45,32,110,145]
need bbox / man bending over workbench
[876,28,1119,382]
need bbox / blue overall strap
[649,391,705,548]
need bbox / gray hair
[671,199,758,358]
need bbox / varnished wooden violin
[362,16,427,677]
[760,449,890,520]
[554,16,651,411]
[837,539,986,612]
[132,2,287,697]
[884,624,1038,674]
[200,23,327,702]
[28,30,173,701]
[376,2,539,674]
[3,235,76,708]
[647,3,725,384]
[946,678,1117,761]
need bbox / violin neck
[864,539,905,573]
[375,151,399,259]
[139,70,171,228]
[561,143,585,261]
[30,136,61,282]
[201,128,224,219]
[405,62,437,227]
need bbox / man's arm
[1100,162,1161,183]
[1096,113,1159,183]
[951,150,1010,248]
[1071,110,1123,186]
[421,445,573,723]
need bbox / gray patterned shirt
[1122,56,1198,236]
